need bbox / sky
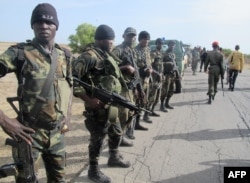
[1,0,250,54]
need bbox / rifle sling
[30,49,58,120]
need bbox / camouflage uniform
[191,47,201,75]
[73,43,130,170]
[160,48,177,111]
[0,38,72,182]
[134,44,153,122]
[112,42,138,140]
[150,45,164,114]
[204,47,224,103]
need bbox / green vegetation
[68,23,96,54]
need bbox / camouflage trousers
[13,126,66,183]
[160,74,175,101]
[148,81,161,109]
[119,89,135,130]
[84,107,122,165]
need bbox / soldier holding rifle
[0,3,73,182]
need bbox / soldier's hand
[1,116,35,145]
[85,97,104,109]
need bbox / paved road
[73,66,250,183]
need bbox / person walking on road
[204,41,225,104]
[227,45,244,91]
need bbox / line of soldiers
[0,3,180,183]
[72,26,180,183]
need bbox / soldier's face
[139,38,149,47]
[100,39,114,52]
[32,20,57,44]
[124,34,136,46]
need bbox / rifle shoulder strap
[30,48,58,119]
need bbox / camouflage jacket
[73,43,124,102]
[163,49,177,75]
[150,48,164,73]
[0,39,72,121]
[112,42,139,85]
[134,44,152,79]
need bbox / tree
[68,23,96,54]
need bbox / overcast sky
[1,0,250,53]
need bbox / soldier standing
[72,24,131,183]
[160,40,177,112]
[149,38,164,116]
[134,31,154,124]
[192,47,201,75]
[200,47,207,72]
[0,3,72,182]
[204,41,225,104]
[112,27,147,144]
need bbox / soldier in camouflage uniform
[134,31,155,124]
[191,47,201,75]
[160,40,177,112]
[0,3,72,182]
[149,38,164,116]
[112,27,147,144]
[73,24,131,183]
[204,41,224,104]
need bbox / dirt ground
[0,73,89,183]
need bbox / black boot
[149,105,160,117]
[208,95,212,104]
[165,97,174,109]
[88,164,111,183]
[108,151,131,168]
[120,136,133,147]
[143,112,152,123]
[134,115,148,131]
[160,102,168,112]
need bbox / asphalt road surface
[1,65,250,183]
[74,66,250,183]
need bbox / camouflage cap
[123,27,137,36]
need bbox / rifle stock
[73,77,151,113]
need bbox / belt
[23,114,63,131]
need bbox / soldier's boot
[143,112,153,123]
[165,97,174,109]
[160,102,168,112]
[149,105,160,117]
[88,164,111,183]
[120,136,133,147]
[134,115,148,130]
[108,151,131,168]
[208,95,212,104]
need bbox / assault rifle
[0,138,36,182]
[73,77,151,114]
[0,96,37,182]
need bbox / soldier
[200,47,207,72]
[192,47,201,75]
[0,3,72,182]
[160,40,177,112]
[72,24,131,183]
[227,45,244,91]
[134,31,155,124]
[112,27,146,144]
[149,38,164,116]
[204,41,224,104]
